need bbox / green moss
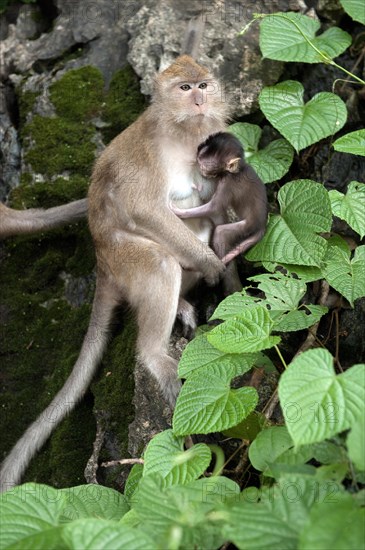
[17,89,38,129]
[50,66,104,122]
[92,314,136,480]
[11,175,89,209]
[0,64,147,488]
[103,65,146,143]
[23,115,95,176]
[0,221,96,485]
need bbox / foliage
[1,6,365,550]
[333,129,365,156]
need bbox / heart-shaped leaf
[259,12,352,62]
[62,519,155,550]
[246,180,332,266]
[339,0,365,24]
[173,365,258,436]
[178,332,257,379]
[229,122,294,182]
[333,129,365,156]
[208,306,280,354]
[143,429,211,486]
[322,239,365,306]
[0,484,66,550]
[259,81,347,151]
[329,181,365,238]
[279,348,365,446]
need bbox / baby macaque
[171,132,268,264]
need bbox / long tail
[0,276,117,491]
[0,199,88,239]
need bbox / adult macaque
[171,132,268,264]
[0,50,230,489]
[0,199,88,238]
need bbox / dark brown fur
[172,132,268,263]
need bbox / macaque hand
[170,203,186,217]
[202,253,226,286]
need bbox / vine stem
[242,13,365,86]
[275,344,288,369]
[208,444,226,476]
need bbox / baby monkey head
[197,132,244,177]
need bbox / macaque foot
[163,376,182,407]
[177,297,197,339]
[145,354,182,407]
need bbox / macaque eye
[199,83,207,89]
[180,84,191,91]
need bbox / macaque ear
[226,157,241,173]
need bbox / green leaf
[279,349,365,446]
[223,475,344,550]
[210,291,262,321]
[124,464,143,504]
[339,0,365,24]
[134,476,239,550]
[208,306,280,354]
[173,365,258,436]
[59,485,129,523]
[312,441,347,465]
[329,181,365,238]
[260,12,352,62]
[347,409,365,471]
[259,81,347,151]
[62,519,156,550]
[333,129,365,155]
[229,122,293,182]
[249,426,314,477]
[223,411,266,441]
[299,493,365,550]
[0,483,67,549]
[247,180,332,266]
[229,122,261,153]
[143,429,211,486]
[178,332,257,379]
[273,305,328,332]
[269,263,323,283]
[249,272,307,310]
[322,241,365,306]
[248,139,294,183]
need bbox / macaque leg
[123,241,183,405]
[221,230,265,265]
[171,202,213,220]
[212,220,247,260]
[177,296,197,339]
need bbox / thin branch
[101,458,144,468]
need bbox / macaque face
[154,55,229,126]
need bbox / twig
[101,458,144,468]
[84,411,106,484]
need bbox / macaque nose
[193,89,204,106]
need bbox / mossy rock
[11,175,89,209]
[23,116,96,176]
[0,63,146,487]
[102,65,147,143]
[50,67,104,122]
[17,89,38,128]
